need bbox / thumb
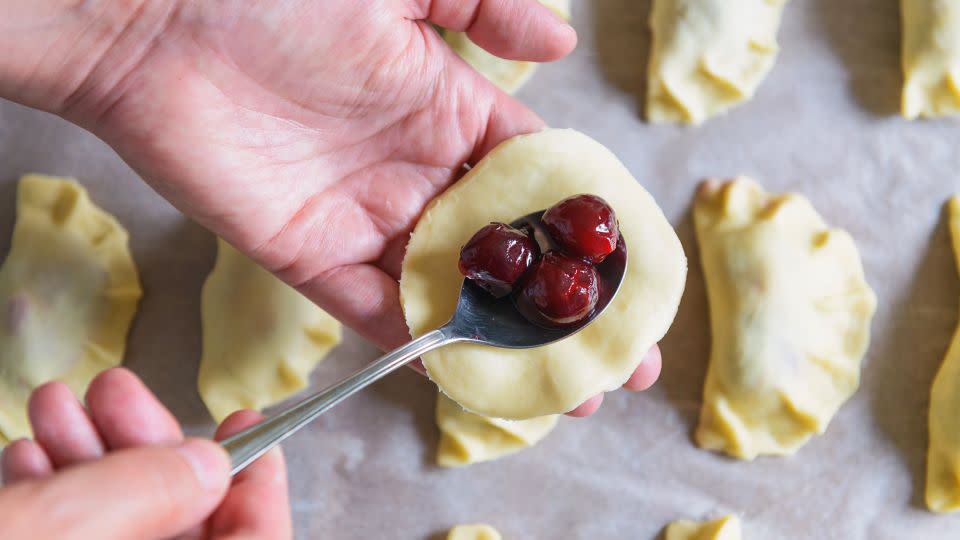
[413,0,577,61]
[0,438,230,540]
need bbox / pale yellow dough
[443,0,570,94]
[0,175,141,442]
[436,392,557,467]
[901,0,960,118]
[666,515,742,540]
[693,178,876,460]
[400,128,686,420]
[198,239,341,422]
[925,196,960,512]
[647,0,788,124]
[447,524,502,540]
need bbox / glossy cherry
[542,194,619,263]
[514,251,600,327]
[458,222,540,297]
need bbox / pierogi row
[447,0,960,122]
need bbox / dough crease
[199,239,341,422]
[693,177,875,459]
[901,0,960,119]
[926,196,960,512]
[0,174,141,442]
[647,0,788,124]
[443,0,571,94]
[436,392,557,467]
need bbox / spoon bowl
[451,210,626,348]
[221,209,627,474]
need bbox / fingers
[85,367,184,449]
[566,394,603,417]
[2,370,223,538]
[1,439,52,485]
[0,439,230,540]
[208,411,292,540]
[414,0,577,62]
[623,345,663,392]
[25,368,184,469]
[27,381,104,467]
[437,33,550,164]
[291,5,560,354]
[433,17,549,162]
[566,344,663,417]
[16,368,185,479]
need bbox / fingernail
[176,439,229,491]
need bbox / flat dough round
[400,129,686,419]
[0,175,141,441]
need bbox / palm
[77,0,543,347]
[1,0,661,420]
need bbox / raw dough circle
[399,129,687,419]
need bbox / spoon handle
[221,328,450,475]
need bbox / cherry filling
[541,194,619,264]
[514,251,600,327]
[458,222,540,297]
[456,194,619,328]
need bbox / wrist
[0,0,175,114]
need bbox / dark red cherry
[542,194,619,263]
[458,223,540,297]
[514,251,600,327]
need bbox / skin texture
[0,0,661,413]
[0,368,291,539]
[0,0,664,536]
[2,0,579,351]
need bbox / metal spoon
[221,210,627,474]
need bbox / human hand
[0,0,661,414]
[0,368,291,540]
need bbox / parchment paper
[2,1,960,538]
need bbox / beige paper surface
[1,1,959,538]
